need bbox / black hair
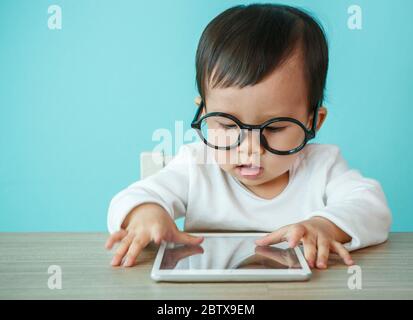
[195,3,329,112]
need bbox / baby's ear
[315,106,328,131]
[194,96,202,106]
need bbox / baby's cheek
[262,153,298,176]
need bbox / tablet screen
[159,235,302,270]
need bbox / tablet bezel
[151,232,312,281]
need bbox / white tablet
[151,233,311,282]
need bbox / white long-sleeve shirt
[107,142,392,251]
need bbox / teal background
[0,0,411,232]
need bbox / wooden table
[0,233,412,299]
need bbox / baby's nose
[237,129,264,156]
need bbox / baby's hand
[105,203,204,267]
[255,217,354,269]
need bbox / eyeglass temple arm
[191,100,205,125]
[309,106,319,139]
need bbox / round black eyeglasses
[191,100,319,155]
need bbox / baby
[105,4,391,269]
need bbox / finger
[173,231,204,245]
[255,227,288,246]
[331,241,354,266]
[286,225,306,248]
[111,235,133,266]
[316,237,330,269]
[150,226,167,245]
[123,235,150,267]
[302,236,317,268]
[105,230,127,250]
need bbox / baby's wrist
[121,203,168,229]
[121,203,152,228]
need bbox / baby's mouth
[236,164,264,178]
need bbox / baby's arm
[106,145,202,267]
[107,145,192,233]
[303,146,392,252]
[256,146,392,269]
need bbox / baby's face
[204,50,314,191]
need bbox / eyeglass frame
[191,100,319,155]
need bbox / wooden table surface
[0,232,412,299]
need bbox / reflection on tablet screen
[159,236,302,270]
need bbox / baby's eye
[265,126,287,133]
[218,122,238,129]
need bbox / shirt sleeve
[304,146,392,251]
[107,145,191,234]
